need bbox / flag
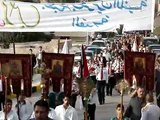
[61,38,69,54]
[80,45,89,79]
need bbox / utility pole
[13,40,15,54]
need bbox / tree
[0,32,14,48]
[0,32,53,48]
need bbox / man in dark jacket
[155,55,160,107]
[124,86,146,120]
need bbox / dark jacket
[124,96,145,120]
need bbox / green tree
[0,32,14,48]
[0,32,53,48]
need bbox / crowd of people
[0,32,160,120]
[0,94,78,120]
[72,32,160,120]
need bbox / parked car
[86,46,103,55]
[91,40,106,49]
[151,49,160,57]
[74,50,94,61]
[85,45,98,49]
[148,44,160,52]
[143,36,159,46]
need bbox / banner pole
[4,77,7,120]
[57,39,60,53]
[16,94,20,120]
[120,90,124,119]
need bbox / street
[11,87,130,120]
[77,90,130,120]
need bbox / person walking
[71,74,79,108]
[108,70,116,96]
[15,94,33,120]
[111,104,129,120]
[0,99,19,120]
[36,46,45,68]
[96,62,108,104]
[87,87,98,120]
[140,92,160,120]
[124,86,146,120]
[55,95,78,120]
[155,55,160,107]
[29,100,55,120]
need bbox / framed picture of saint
[133,57,146,74]
[9,60,23,77]
[0,62,10,76]
[125,51,155,91]
[52,60,64,77]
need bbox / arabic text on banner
[0,0,155,32]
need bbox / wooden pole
[84,98,88,120]
[13,41,15,54]
[120,90,124,120]
[57,39,60,53]
[4,77,7,120]
[16,94,20,120]
[83,84,88,120]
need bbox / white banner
[0,0,155,32]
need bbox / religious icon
[9,60,23,77]
[1,63,10,76]
[52,60,63,77]
[133,57,146,74]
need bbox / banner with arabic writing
[0,0,154,32]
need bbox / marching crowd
[0,94,78,120]
[0,32,160,120]
[72,32,160,120]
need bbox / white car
[151,49,160,57]
[74,50,94,61]
[91,40,106,49]
[86,46,103,55]
[148,44,160,52]
[143,36,159,46]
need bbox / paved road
[77,90,130,120]
[11,88,130,120]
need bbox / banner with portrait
[0,54,32,97]
[124,51,156,91]
[43,53,74,95]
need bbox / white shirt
[0,110,19,120]
[131,79,137,89]
[37,50,42,60]
[30,108,57,120]
[60,83,64,92]
[72,80,79,93]
[73,66,80,78]
[16,100,33,120]
[88,88,98,105]
[141,103,160,120]
[88,63,97,76]
[113,59,124,73]
[55,105,78,120]
[96,67,108,83]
